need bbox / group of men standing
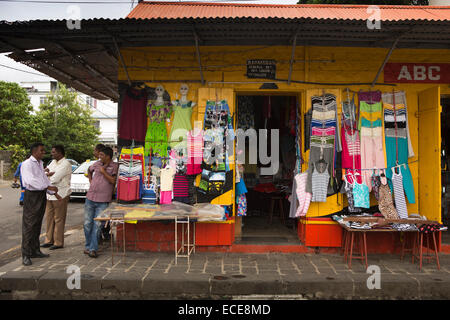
[19,142,118,266]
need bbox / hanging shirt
[311,163,330,203]
[160,166,176,192]
[119,88,148,141]
[352,180,370,209]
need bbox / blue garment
[14,162,25,202]
[352,181,370,208]
[385,136,415,203]
[236,179,248,198]
[84,199,109,252]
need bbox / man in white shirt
[41,145,72,250]
[21,143,58,266]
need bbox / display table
[94,203,209,265]
[339,218,442,271]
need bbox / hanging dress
[169,100,193,152]
[145,102,172,157]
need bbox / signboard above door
[384,63,450,83]
[247,59,276,79]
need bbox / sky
[0,0,298,87]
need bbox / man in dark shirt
[83,146,118,258]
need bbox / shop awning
[1,2,450,101]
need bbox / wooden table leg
[344,230,349,262]
[359,233,364,266]
[412,232,418,264]
[400,232,406,261]
[349,232,354,269]
[432,232,441,270]
[363,232,368,269]
[419,233,423,271]
[341,229,346,256]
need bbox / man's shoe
[83,249,90,255]
[19,201,23,206]
[40,243,53,248]
[49,245,63,250]
[31,251,50,258]
[22,256,32,266]
[89,251,98,258]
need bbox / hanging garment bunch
[305,92,341,203]
[197,99,235,201]
[336,89,416,220]
[117,143,145,203]
[340,89,364,213]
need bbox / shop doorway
[441,95,450,243]
[235,94,301,245]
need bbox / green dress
[145,102,172,157]
[169,100,193,152]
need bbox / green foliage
[0,144,27,175]
[35,83,100,164]
[0,81,42,149]
[297,0,429,4]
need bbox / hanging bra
[312,110,336,121]
[360,101,382,113]
[360,117,383,128]
[360,126,383,137]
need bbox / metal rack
[175,216,196,265]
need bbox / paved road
[0,182,85,268]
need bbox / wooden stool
[400,231,417,261]
[412,231,440,271]
[268,194,285,225]
[344,231,368,269]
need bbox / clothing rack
[145,138,185,143]
[341,160,418,172]
[302,159,418,171]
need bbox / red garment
[119,88,148,141]
[253,183,277,193]
[289,97,296,136]
[263,96,271,119]
[117,175,140,201]
[341,125,362,184]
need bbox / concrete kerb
[0,227,449,299]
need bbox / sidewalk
[0,228,449,300]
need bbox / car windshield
[73,161,95,174]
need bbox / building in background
[20,81,117,147]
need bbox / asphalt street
[0,182,85,268]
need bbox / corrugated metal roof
[127,1,450,22]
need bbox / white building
[20,81,117,146]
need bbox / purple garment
[86,160,119,203]
[20,156,52,192]
[358,91,381,103]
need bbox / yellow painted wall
[120,45,448,221]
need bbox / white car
[70,160,96,199]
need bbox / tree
[297,0,429,4]
[35,83,100,163]
[0,81,42,149]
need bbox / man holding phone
[83,146,118,258]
